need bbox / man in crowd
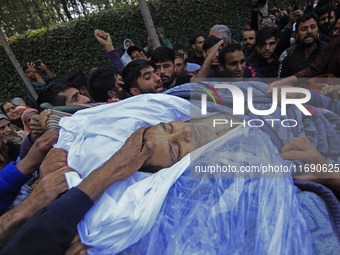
[150,47,191,89]
[242,29,257,57]
[207,44,250,80]
[23,60,55,93]
[248,27,280,77]
[87,65,129,102]
[187,34,205,66]
[122,59,164,95]
[36,80,91,109]
[278,13,328,78]
[63,70,94,102]
[268,36,340,92]
[318,6,337,38]
[209,24,232,46]
[195,37,224,79]
[127,46,148,61]
[174,52,186,76]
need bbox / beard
[160,73,175,89]
[244,43,255,52]
[320,23,332,35]
[138,81,164,94]
[299,34,316,47]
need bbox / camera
[290,0,299,10]
[34,60,41,67]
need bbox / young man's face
[296,18,318,46]
[193,36,205,53]
[154,61,175,88]
[58,88,91,105]
[133,66,164,95]
[319,11,336,33]
[174,57,185,76]
[242,31,256,52]
[220,50,246,80]
[256,36,278,61]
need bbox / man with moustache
[121,59,164,96]
[278,13,328,78]
[242,29,256,57]
[206,44,256,80]
[187,34,205,66]
[150,47,191,89]
[317,6,337,39]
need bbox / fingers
[28,168,70,210]
[278,150,308,161]
[267,82,276,94]
[94,29,108,40]
[40,148,68,178]
[125,126,146,145]
[139,141,154,161]
[281,136,309,153]
[211,40,223,52]
[33,128,59,152]
[279,136,326,164]
[65,240,90,255]
[65,233,91,255]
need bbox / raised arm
[94,29,124,74]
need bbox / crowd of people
[1,0,340,254]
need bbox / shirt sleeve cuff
[1,161,31,187]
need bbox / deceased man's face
[142,121,212,171]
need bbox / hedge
[0,0,290,104]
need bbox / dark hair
[296,13,318,31]
[22,63,29,71]
[189,34,204,46]
[173,44,187,53]
[87,66,117,102]
[127,46,145,57]
[36,79,71,108]
[122,59,155,93]
[256,27,280,47]
[218,44,244,67]
[175,52,187,64]
[242,29,256,37]
[63,70,87,90]
[150,47,175,64]
[317,6,336,20]
[203,36,222,52]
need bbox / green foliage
[0,0,291,103]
